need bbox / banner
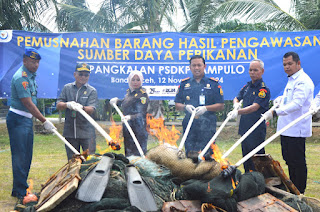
[1,30,320,100]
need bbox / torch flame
[210,143,230,169]
[26,179,34,195]
[97,121,123,154]
[108,121,122,150]
[146,114,181,146]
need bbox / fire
[146,114,181,146]
[96,122,123,155]
[210,143,230,169]
[108,121,122,150]
[26,179,34,195]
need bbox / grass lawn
[0,121,320,211]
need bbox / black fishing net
[18,152,315,212]
[174,170,265,212]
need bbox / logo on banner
[0,30,12,42]
[144,86,178,97]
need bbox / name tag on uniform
[199,94,205,105]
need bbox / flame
[207,182,212,193]
[210,143,230,169]
[146,114,181,146]
[108,121,122,150]
[26,179,34,195]
[96,122,123,154]
[231,177,236,189]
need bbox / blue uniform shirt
[10,65,37,112]
[237,78,270,135]
[175,76,224,124]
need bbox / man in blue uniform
[6,47,56,200]
[229,59,270,172]
[57,63,98,160]
[175,55,224,159]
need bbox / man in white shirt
[266,52,314,194]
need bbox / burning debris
[108,122,122,150]
[14,153,320,212]
[12,116,320,212]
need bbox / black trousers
[241,130,266,172]
[280,135,307,194]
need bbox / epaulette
[181,77,190,82]
[140,88,146,94]
[210,77,218,82]
[22,71,28,77]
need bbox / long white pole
[112,103,145,158]
[198,114,232,160]
[52,129,85,161]
[198,100,243,160]
[178,110,196,151]
[235,108,317,167]
[76,107,113,142]
[222,104,278,159]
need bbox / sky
[274,0,291,14]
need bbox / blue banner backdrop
[1,30,320,100]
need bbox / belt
[9,107,33,119]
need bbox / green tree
[0,0,56,31]
[291,0,320,29]
[182,0,306,33]
[56,0,186,33]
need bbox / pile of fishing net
[18,150,313,212]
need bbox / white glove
[110,97,118,107]
[185,105,195,114]
[233,102,241,110]
[228,110,238,119]
[121,115,131,122]
[262,110,274,121]
[310,101,319,115]
[274,96,283,107]
[43,120,56,132]
[195,106,207,116]
[66,101,83,111]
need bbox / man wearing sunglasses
[57,63,98,160]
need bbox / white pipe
[52,129,85,161]
[178,110,196,151]
[222,103,278,159]
[112,103,145,158]
[198,100,243,161]
[198,114,232,161]
[235,107,319,167]
[76,107,113,142]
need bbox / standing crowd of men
[6,47,320,203]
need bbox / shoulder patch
[22,81,29,90]
[210,77,218,82]
[181,77,190,82]
[140,97,147,104]
[258,89,267,98]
